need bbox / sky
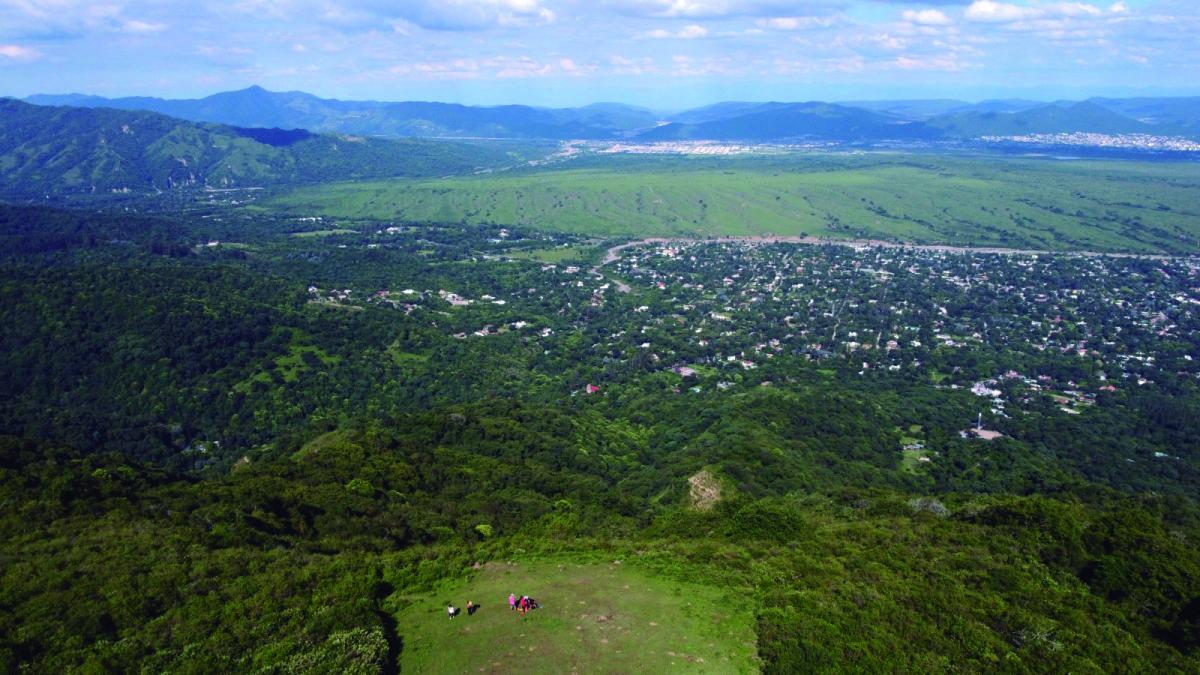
[1,0,1197,108]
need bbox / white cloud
[773,54,865,75]
[965,1,1107,24]
[0,43,40,61]
[227,0,555,31]
[122,20,167,34]
[645,24,709,39]
[965,1,1038,23]
[609,1,832,20]
[388,58,482,79]
[1051,2,1104,18]
[558,57,593,75]
[757,15,841,30]
[890,54,966,72]
[385,0,555,30]
[901,9,952,27]
[668,53,736,76]
[609,54,656,75]
[387,54,573,79]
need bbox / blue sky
[1,1,1197,108]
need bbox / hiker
[509,593,516,611]
[467,600,478,616]
[520,595,530,615]
[448,604,458,619]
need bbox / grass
[387,338,429,367]
[290,228,358,237]
[392,559,758,674]
[505,245,596,264]
[268,153,1200,253]
[234,334,342,392]
[291,430,350,460]
[898,425,929,474]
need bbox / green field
[394,559,758,674]
[505,244,598,263]
[270,154,1200,253]
[291,228,358,237]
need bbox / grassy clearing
[269,154,1200,253]
[234,335,341,391]
[505,245,595,264]
[899,424,929,473]
[290,228,358,237]
[392,559,758,674]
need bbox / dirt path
[589,242,658,293]
[688,470,723,511]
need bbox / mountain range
[23,86,1200,142]
[0,99,509,197]
[3,89,1198,198]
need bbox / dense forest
[2,202,1199,672]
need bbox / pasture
[269,153,1200,253]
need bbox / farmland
[270,153,1200,254]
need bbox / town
[981,132,1200,152]
[296,226,1199,469]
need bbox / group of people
[447,593,541,620]
[447,600,479,619]
[508,592,540,616]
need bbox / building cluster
[981,132,1200,152]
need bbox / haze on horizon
[1,1,1198,109]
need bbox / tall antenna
[977,412,982,431]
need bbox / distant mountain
[26,86,660,140]
[957,99,1050,115]
[638,102,943,142]
[1087,97,1200,136]
[837,99,970,120]
[22,87,1200,142]
[926,101,1158,137]
[666,102,788,125]
[0,99,509,197]
[843,99,1063,121]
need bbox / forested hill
[927,101,1162,138]
[0,99,511,198]
[26,86,662,140]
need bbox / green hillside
[0,99,514,197]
